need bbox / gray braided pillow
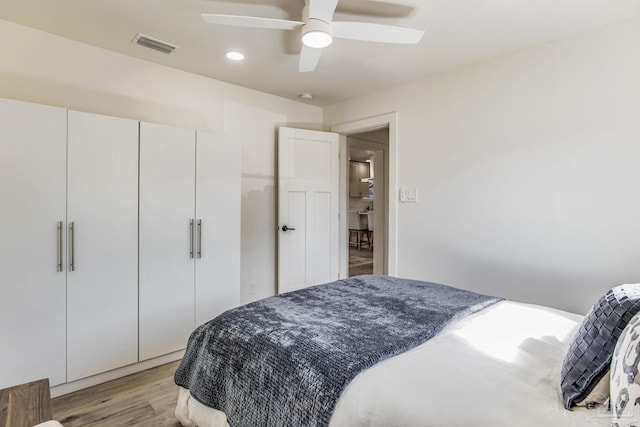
[560,284,640,409]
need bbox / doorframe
[331,112,398,278]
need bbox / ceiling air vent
[132,33,178,54]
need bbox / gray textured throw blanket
[174,275,502,427]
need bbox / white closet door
[139,122,196,360]
[195,133,241,327]
[0,99,67,388]
[66,111,139,381]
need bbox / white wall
[325,19,640,315]
[0,19,323,303]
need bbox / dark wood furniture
[0,378,52,427]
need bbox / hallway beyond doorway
[349,247,373,276]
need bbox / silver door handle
[281,225,296,232]
[189,219,194,259]
[69,222,75,272]
[197,220,202,259]
[57,221,63,272]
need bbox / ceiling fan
[202,0,424,72]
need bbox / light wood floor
[52,361,182,426]
[349,247,373,277]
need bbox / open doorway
[333,112,398,279]
[347,128,388,277]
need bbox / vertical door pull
[69,222,75,272]
[197,220,202,259]
[189,219,194,259]
[57,221,63,272]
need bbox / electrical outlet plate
[249,282,257,295]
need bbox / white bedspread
[176,301,608,427]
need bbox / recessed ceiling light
[225,51,245,61]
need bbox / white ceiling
[1,0,639,106]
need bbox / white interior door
[0,99,67,388]
[278,127,339,294]
[66,110,139,381]
[194,132,241,326]
[139,122,196,361]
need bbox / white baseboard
[50,350,185,398]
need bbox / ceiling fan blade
[201,14,303,30]
[332,21,424,44]
[306,0,339,23]
[299,45,322,73]
[335,0,415,19]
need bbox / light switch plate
[399,188,418,203]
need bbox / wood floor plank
[52,361,182,426]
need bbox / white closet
[0,97,241,390]
[66,110,139,381]
[0,99,67,389]
[139,123,241,360]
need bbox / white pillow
[610,312,640,423]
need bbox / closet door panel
[66,111,139,381]
[195,133,241,326]
[139,122,196,361]
[0,99,67,388]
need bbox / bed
[174,275,640,427]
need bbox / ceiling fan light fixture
[301,19,333,48]
[302,31,332,48]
